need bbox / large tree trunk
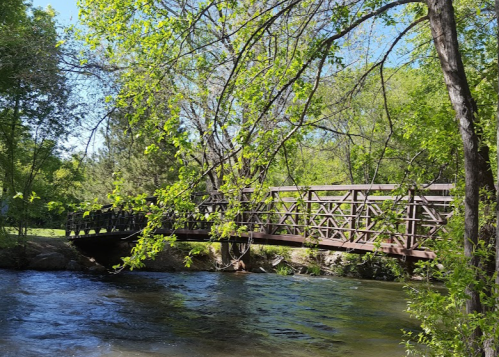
[427,0,495,354]
[495,0,499,304]
[492,1,499,356]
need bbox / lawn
[6,227,66,238]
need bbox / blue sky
[31,0,78,25]
[31,0,104,153]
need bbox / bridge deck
[66,184,454,259]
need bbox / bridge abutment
[71,239,133,268]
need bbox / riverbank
[0,236,411,280]
[0,236,107,272]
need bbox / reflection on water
[0,270,418,356]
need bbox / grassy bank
[6,227,66,237]
[0,227,66,249]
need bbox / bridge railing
[66,184,454,255]
[236,184,453,251]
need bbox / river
[0,270,419,356]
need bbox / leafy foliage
[0,2,82,236]
[71,0,499,354]
[405,206,499,356]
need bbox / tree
[0,1,80,237]
[79,0,499,353]
[81,110,181,203]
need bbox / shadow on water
[0,270,420,357]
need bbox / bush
[331,253,405,280]
[174,242,212,256]
[275,263,293,275]
[253,245,291,259]
[307,263,321,276]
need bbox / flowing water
[0,270,419,356]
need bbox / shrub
[275,263,293,275]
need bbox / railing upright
[65,212,72,237]
[405,189,415,249]
[349,189,358,242]
[306,190,312,237]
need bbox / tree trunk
[491,1,499,356]
[232,242,251,270]
[221,241,231,267]
[427,0,495,354]
[495,0,499,298]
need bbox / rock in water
[272,255,285,267]
[88,264,107,273]
[28,252,68,270]
[66,260,82,271]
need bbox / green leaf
[29,191,40,203]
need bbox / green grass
[28,228,66,237]
[6,227,66,238]
[0,227,66,248]
[0,227,66,249]
[174,242,217,256]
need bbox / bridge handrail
[66,184,455,258]
[242,183,454,193]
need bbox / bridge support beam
[220,242,251,271]
[232,242,251,271]
[221,242,231,268]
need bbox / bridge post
[349,189,358,242]
[94,210,102,234]
[294,194,300,236]
[65,212,72,237]
[265,190,276,235]
[327,202,332,239]
[219,242,251,271]
[306,190,312,238]
[232,242,251,270]
[365,201,371,243]
[405,189,415,249]
[104,210,113,233]
[221,242,231,267]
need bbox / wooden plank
[242,183,454,193]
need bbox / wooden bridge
[66,184,454,259]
